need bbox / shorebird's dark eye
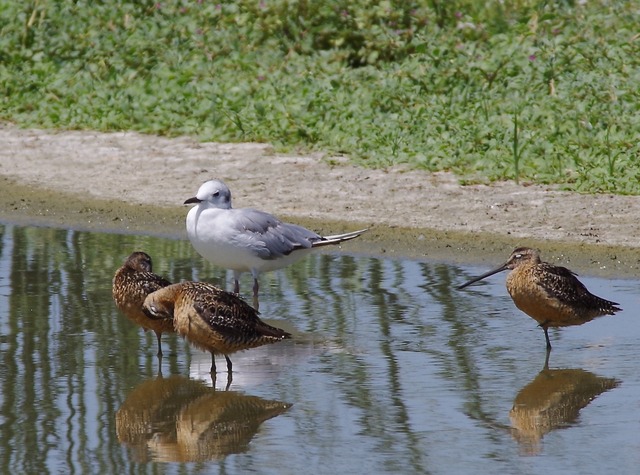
[514,253,523,259]
[212,191,219,198]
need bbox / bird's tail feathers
[257,321,292,340]
[313,228,368,247]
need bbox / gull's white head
[184,179,232,209]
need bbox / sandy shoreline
[1,123,639,276]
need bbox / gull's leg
[233,270,241,295]
[252,276,260,311]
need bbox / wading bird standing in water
[112,252,174,358]
[143,281,291,383]
[184,179,367,310]
[457,247,621,350]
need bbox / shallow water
[0,223,637,475]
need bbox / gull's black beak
[457,263,508,290]
[184,197,202,205]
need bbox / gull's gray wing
[229,208,322,259]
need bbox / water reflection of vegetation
[0,224,195,472]
[276,258,468,474]
[116,375,291,462]
[0,223,629,473]
[419,261,511,449]
[275,255,518,472]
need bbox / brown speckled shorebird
[143,281,291,376]
[457,247,621,350]
[112,252,174,357]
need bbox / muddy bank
[1,124,639,277]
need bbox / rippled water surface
[0,223,638,474]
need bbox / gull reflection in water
[509,355,620,455]
[116,375,292,462]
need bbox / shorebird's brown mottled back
[457,247,621,350]
[112,252,175,357]
[143,281,291,376]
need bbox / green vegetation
[1,1,639,193]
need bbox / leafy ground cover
[1,1,639,193]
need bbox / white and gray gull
[185,179,367,309]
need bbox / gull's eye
[212,191,220,198]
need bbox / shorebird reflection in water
[457,247,622,350]
[143,281,291,381]
[509,352,620,455]
[112,252,174,358]
[184,179,367,309]
[116,375,292,462]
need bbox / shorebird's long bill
[143,305,163,320]
[184,196,202,205]
[457,264,508,290]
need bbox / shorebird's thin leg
[210,353,217,374]
[225,355,233,373]
[543,347,551,370]
[154,331,163,358]
[543,327,552,351]
[156,353,164,378]
[224,356,233,390]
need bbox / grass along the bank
[1,1,639,193]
